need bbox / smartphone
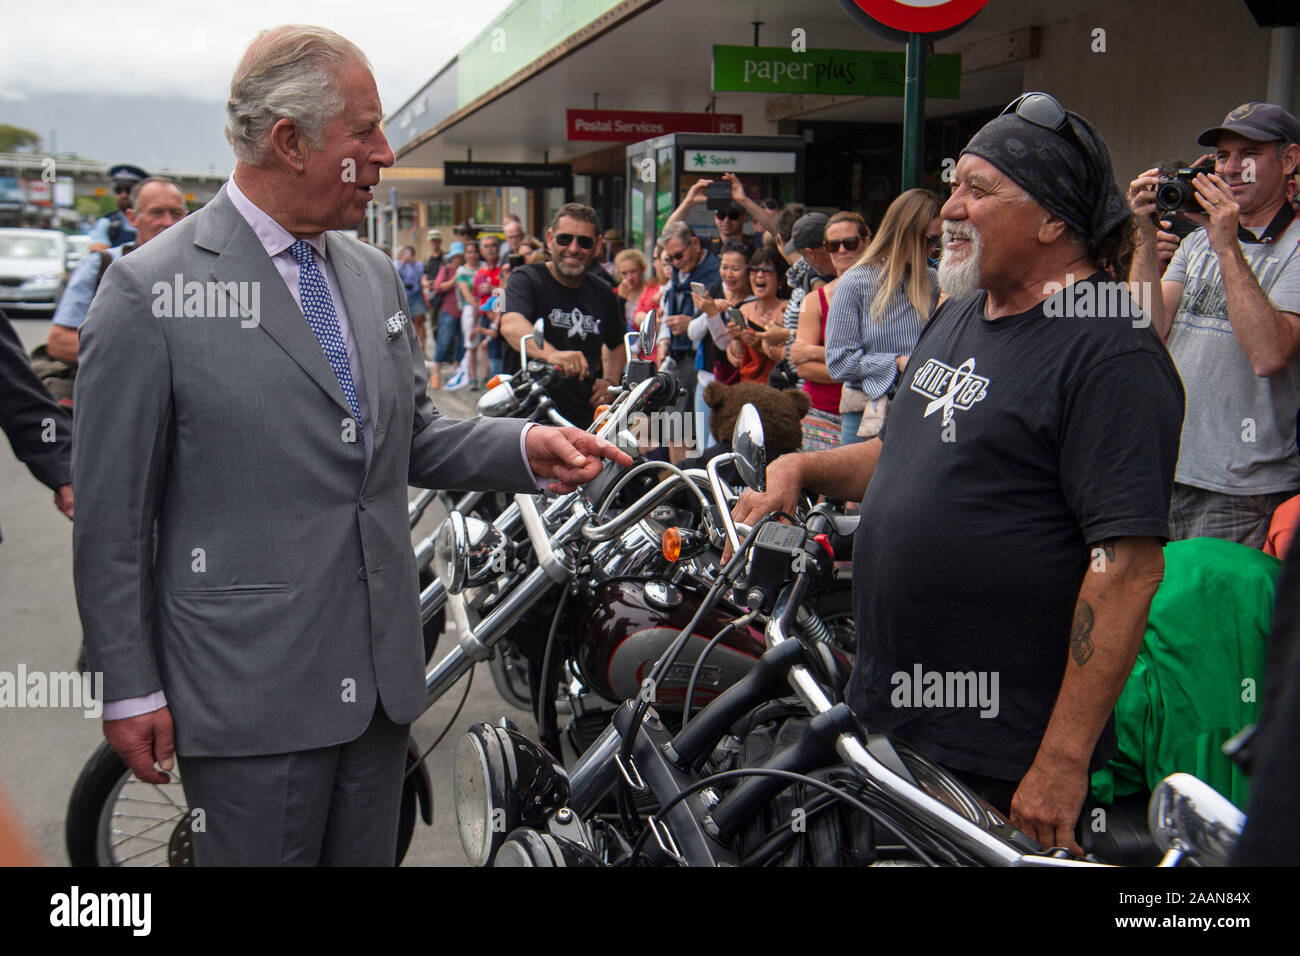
[690,281,708,298]
[725,307,762,332]
[705,180,733,212]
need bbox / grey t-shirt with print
[1164,217,1300,494]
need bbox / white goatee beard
[937,227,983,301]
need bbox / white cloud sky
[0,0,514,112]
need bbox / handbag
[767,356,799,390]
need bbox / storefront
[624,133,804,258]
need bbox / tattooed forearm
[1069,598,1095,665]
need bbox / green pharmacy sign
[712,45,960,98]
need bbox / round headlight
[453,723,571,867]
[433,511,468,595]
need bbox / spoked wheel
[65,740,191,867]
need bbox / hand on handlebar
[550,349,590,379]
[723,455,804,561]
[525,425,633,494]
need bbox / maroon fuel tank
[575,578,766,709]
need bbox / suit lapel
[198,189,353,420]
[326,232,386,450]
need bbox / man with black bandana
[1129,103,1300,548]
[732,93,1185,854]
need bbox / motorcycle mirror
[731,402,767,493]
[639,310,657,358]
[1147,773,1245,866]
[519,318,546,363]
[477,381,517,418]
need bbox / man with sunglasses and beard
[732,93,1185,855]
[501,203,626,428]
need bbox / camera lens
[1154,180,1190,213]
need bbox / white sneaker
[444,368,470,391]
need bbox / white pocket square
[384,311,409,340]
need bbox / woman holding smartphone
[726,246,791,384]
[689,238,752,445]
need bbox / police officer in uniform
[87,164,149,250]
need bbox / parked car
[0,228,67,317]
[65,234,92,271]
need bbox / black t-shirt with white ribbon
[504,263,625,427]
[848,273,1185,782]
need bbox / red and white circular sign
[846,0,988,34]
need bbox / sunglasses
[553,233,596,250]
[114,185,131,195]
[715,210,744,221]
[1000,92,1097,187]
[748,266,777,275]
[824,236,865,253]
[668,246,695,262]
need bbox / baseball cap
[1197,102,1300,147]
[447,241,466,256]
[782,212,829,258]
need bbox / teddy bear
[698,380,811,460]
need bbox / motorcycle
[67,314,853,865]
[448,406,1250,868]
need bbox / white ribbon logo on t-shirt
[549,307,599,341]
[910,357,989,424]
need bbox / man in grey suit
[71,25,630,865]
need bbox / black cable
[534,586,570,749]
[406,665,474,778]
[622,767,937,866]
[679,621,738,731]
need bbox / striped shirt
[825,261,938,399]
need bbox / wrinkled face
[663,234,699,273]
[617,260,643,286]
[504,220,524,246]
[547,215,598,278]
[719,250,747,289]
[824,221,865,275]
[1215,133,1298,218]
[481,236,500,263]
[299,58,394,232]
[939,155,1045,299]
[126,182,187,245]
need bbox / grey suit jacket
[72,186,534,757]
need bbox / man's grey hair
[660,221,696,246]
[225,25,370,165]
[129,176,183,210]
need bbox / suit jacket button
[358,496,368,510]
[358,565,368,580]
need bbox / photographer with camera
[1130,103,1300,547]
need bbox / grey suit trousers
[180,702,409,866]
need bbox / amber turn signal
[662,527,682,563]
[486,375,504,389]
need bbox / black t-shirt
[707,233,756,258]
[504,263,625,427]
[425,253,443,278]
[848,273,1185,782]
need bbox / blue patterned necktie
[288,239,363,441]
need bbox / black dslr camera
[1155,159,1215,214]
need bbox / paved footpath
[0,318,518,867]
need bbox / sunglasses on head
[1000,92,1097,186]
[554,233,596,250]
[716,210,744,221]
[824,236,865,253]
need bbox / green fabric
[1090,538,1281,811]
